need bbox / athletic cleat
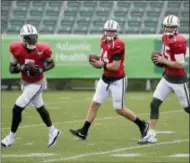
[138,136,158,145]
[140,121,150,138]
[138,129,157,144]
[48,128,61,148]
[1,135,15,148]
[69,129,87,140]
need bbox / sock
[36,105,52,127]
[9,131,16,138]
[80,121,91,134]
[11,104,24,133]
[48,125,55,133]
[134,117,145,131]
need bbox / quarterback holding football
[1,24,61,148]
[70,20,149,141]
[139,15,189,144]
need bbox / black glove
[29,65,44,76]
[19,64,30,75]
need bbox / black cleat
[137,121,150,145]
[140,121,149,138]
[69,129,87,140]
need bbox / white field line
[24,142,33,146]
[2,153,58,158]
[2,109,183,130]
[111,153,141,157]
[156,131,174,134]
[168,153,189,158]
[42,139,189,163]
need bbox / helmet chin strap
[25,42,36,50]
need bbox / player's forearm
[9,64,20,74]
[164,60,184,69]
[44,62,55,72]
[105,63,119,71]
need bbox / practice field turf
[1,91,189,163]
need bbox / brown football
[88,54,100,62]
[151,52,165,68]
[26,62,36,71]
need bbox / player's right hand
[19,64,29,73]
[18,64,31,76]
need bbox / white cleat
[1,135,15,148]
[48,128,61,148]
[138,129,157,144]
[146,136,158,144]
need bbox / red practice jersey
[9,42,52,83]
[162,34,187,76]
[100,36,125,78]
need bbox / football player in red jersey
[1,24,61,148]
[139,15,189,144]
[69,20,149,140]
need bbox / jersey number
[101,49,109,63]
[25,59,35,64]
[163,45,171,61]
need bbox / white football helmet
[103,20,120,41]
[20,24,38,50]
[162,15,180,36]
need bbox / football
[151,52,165,68]
[26,62,39,76]
[88,54,100,62]
[26,62,36,71]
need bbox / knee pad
[184,106,190,114]
[150,98,162,119]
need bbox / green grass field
[1,91,189,163]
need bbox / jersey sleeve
[9,42,19,61]
[171,39,186,63]
[9,42,17,56]
[111,40,125,60]
[44,44,53,61]
[171,39,186,55]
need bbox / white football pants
[153,77,190,108]
[16,82,47,108]
[93,77,127,110]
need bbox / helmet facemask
[104,30,118,41]
[163,25,178,36]
[21,34,38,50]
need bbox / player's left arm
[40,44,55,73]
[104,42,124,71]
[104,53,122,71]
[157,41,186,69]
[32,45,55,75]
[43,57,55,72]
[162,53,185,69]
